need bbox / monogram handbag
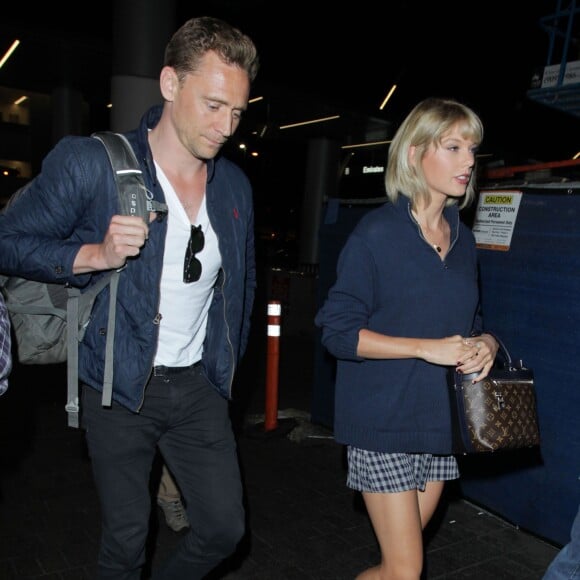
[449,334,540,454]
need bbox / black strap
[64,132,168,427]
[92,132,168,220]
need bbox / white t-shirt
[153,163,221,367]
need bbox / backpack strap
[91,132,168,218]
[65,287,81,428]
[102,271,120,408]
[89,132,167,412]
[65,272,115,428]
[64,132,167,427]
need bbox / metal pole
[264,301,281,431]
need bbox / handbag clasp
[493,390,506,410]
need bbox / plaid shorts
[347,446,459,493]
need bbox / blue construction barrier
[458,185,580,546]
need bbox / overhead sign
[472,190,523,251]
[541,60,580,87]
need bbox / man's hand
[73,215,149,274]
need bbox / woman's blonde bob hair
[385,97,484,210]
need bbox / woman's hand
[456,333,499,382]
[357,331,499,376]
[417,334,479,366]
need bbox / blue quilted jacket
[0,105,256,411]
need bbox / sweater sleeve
[315,232,375,361]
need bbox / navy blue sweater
[315,196,482,454]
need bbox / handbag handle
[475,331,527,371]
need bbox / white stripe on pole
[267,324,281,336]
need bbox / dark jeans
[543,502,580,579]
[81,365,244,580]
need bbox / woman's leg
[357,481,446,580]
[418,480,445,528]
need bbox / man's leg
[152,366,245,580]
[82,384,163,580]
[158,465,181,502]
[157,464,190,532]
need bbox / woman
[315,97,499,579]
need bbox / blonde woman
[316,98,499,579]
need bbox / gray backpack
[0,132,167,427]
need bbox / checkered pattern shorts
[346,447,459,493]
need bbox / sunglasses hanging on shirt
[183,224,205,283]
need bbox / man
[0,16,259,579]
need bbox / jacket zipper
[220,267,236,398]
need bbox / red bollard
[264,301,281,431]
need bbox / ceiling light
[14,95,28,105]
[379,84,397,110]
[342,140,392,150]
[0,39,20,70]
[279,115,340,130]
